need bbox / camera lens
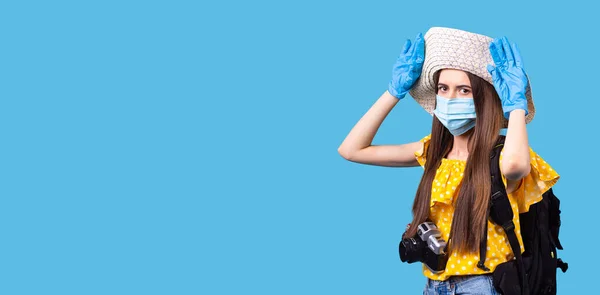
[399,237,426,263]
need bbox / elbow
[338,147,352,160]
[502,156,531,180]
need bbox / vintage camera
[399,221,449,273]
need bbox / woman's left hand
[486,36,529,119]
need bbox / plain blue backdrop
[0,0,596,294]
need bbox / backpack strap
[477,139,505,271]
[477,137,505,271]
[477,217,490,271]
[488,136,530,295]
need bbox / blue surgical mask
[433,95,476,136]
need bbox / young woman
[337,27,559,295]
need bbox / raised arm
[338,33,425,167]
[487,36,531,180]
[337,91,423,167]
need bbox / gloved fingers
[412,33,425,61]
[489,39,506,67]
[511,42,524,68]
[401,39,412,55]
[487,64,499,82]
[500,36,515,66]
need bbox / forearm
[501,109,531,180]
[337,90,399,157]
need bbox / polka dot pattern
[414,134,560,281]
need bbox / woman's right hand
[388,33,425,100]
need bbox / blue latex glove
[486,36,529,119]
[388,33,425,100]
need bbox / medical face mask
[433,95,476,136]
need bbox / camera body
[399,221,449,273]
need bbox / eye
[437,86,447,92]
[460,88,471,94]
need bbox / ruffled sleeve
[500,147,560,213]
[414,134,431,168]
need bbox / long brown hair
[405,69,504,255]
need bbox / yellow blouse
[414,134,560,281]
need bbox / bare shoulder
[339,140,424,167]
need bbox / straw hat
[408,27,535,127]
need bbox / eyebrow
[437,83,472,89]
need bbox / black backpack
[479,136,568,295]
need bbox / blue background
[0,0,595,294]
